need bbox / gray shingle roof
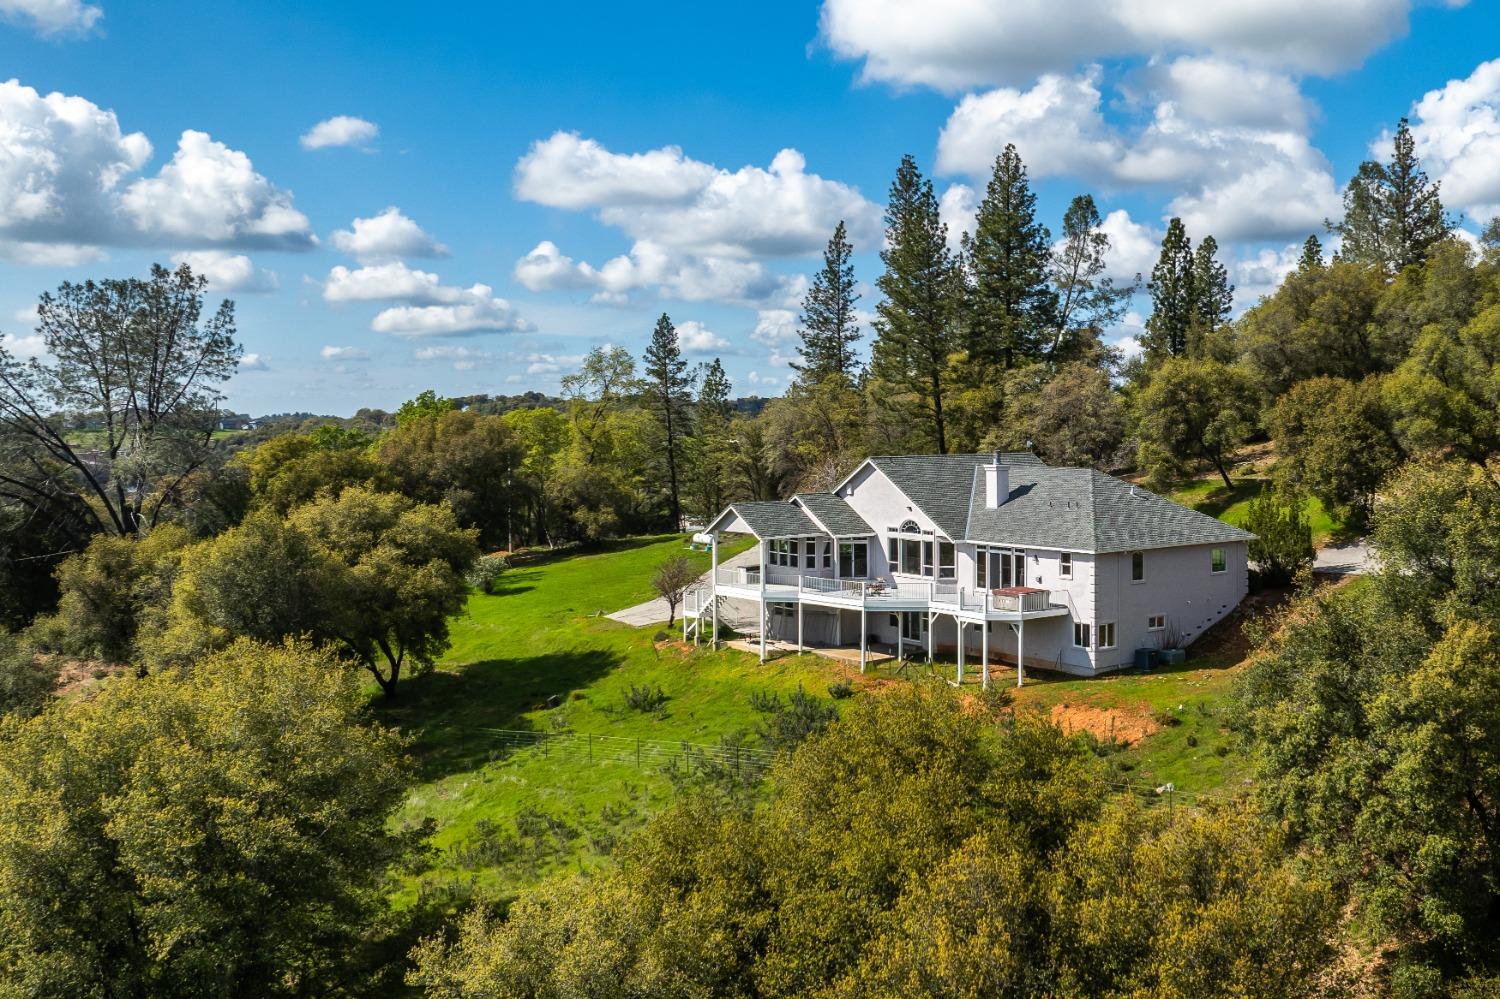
[717,501,821,539]
[793,493,874,536]
[872,453,1254,553]
[868,453,1042,541]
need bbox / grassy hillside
[1163,474,1343,545]
[380,534,1260,909]
[379,534,832,905]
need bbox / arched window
[899,519,921,533]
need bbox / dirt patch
[52,657,127,698]
[1046,702,1161,746]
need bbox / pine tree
[871,155,960,454]
[1190,235,1233,337]
[1297,234,1325,274]
[1049,193,1133,362]
[795,221,862,382]
[965,144,1056,368]
[641,313,693,528]
[688,357,733,520]
[1330,118,1454,273]
[1143,218,1195,362]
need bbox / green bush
[623,684,666,713]
[466,553,510,594]
[1244,490,1314,586]
[828,679,855,699]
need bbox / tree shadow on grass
[375,647,623,782]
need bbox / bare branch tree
[652,555,700,629]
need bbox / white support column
[759,538,768,663]
[796,600,804,654]
[927,611,935,662]
[1017,615,1026,688]
[710,534,719,648]
[981,620,989,689]
[956,621,965,685]
[860,604,868,673]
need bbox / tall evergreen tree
[641,313,692,528]
[795,221,862,382]
[687,357,733,520]
[1330,117,1454,273]
[871,155,960,454]
[1048,193,1133,362]
[697,357,732,428]
[1143,218,1195,362]
[1297,234,1325,274]
[965,144,1056,367]
[1190,234,1233,334]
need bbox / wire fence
[476,728,778,778]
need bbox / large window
[1211,547,1227,573]
[938,541,955,579]
[1131,551,1144,582]
[976,547,1026,589]
[888,520,944,576]
[768,538,798,567]
[1073,621,1091,648]
[838,540,868,578]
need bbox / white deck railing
[711,570,1067,616]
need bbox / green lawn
[378,534,837,905]
[1167,475,1342,545]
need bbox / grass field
[378,534,837,905]
[379,533,1261,907]
[1166,475,1343,546]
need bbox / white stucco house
[685,452,1253,685]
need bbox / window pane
[977,550,987,588]
[1131,551,1144,581]
[888,537,898,567]
[854,544,867,577]
[902,538,920,573]
[1211,548,1226,572]
[1060,552,1071,578]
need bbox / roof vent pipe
[983,456,1009,509]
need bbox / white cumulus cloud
[821,0,1461,91]
[0,0,101,36]
[371,288,531,337]
[677,320,730,354]
[320,345,370,361]
[120,130,314,249]
[238,352,268,371]
[414,344,494,370]
[331,206,447,261]
[171,250,278,293]
[1403,57,1500,222]
[512,132,879,306]
[300,115,378,151]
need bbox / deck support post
[957,620,964,685]
[1017,616,1026,688]
[710,534,719,649]
[797,600,803,654]
[759,538,767,663]
[981,620,989,689]
[927,611,934,662]
[859,604,867,673]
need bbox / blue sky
[1,0,1498,415]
